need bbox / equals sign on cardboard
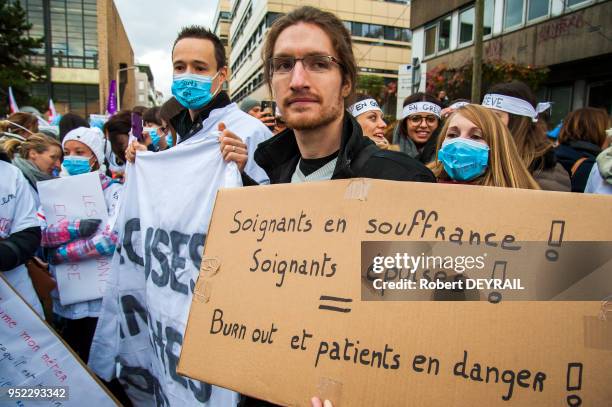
[319,295,353,313]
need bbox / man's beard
[283,96,344,131]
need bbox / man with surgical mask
[126,25,271,184]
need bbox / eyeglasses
[408,115,438,125]
[268,55,342,74]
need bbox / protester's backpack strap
[350,144,379,175]
[570,157,588,177]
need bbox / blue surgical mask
[166,134,174,147]
[171,72,220,110]
[144,127,160,147]
[438,138,489,182]
[62,155,92,176]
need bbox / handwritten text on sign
[179,180,611,406]
[0,275,115,406]
[37,172,109,305]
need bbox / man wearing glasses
[239,6,435,186]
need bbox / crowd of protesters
[1,5,610,407]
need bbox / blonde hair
[429,105,540,189]
[0,112,39,136]
[2,133,62,161]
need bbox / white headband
[482,94,551,122]
[401,102,441,119]
[449,101,469,110]
[349,98,381,117]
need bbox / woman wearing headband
[393,93,443,164]
[348,94,389,149]
[429,104,540,189]
[483,81,570,191]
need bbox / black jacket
[249,113,435,184]
[240,114,433,407]
[555,140,602,192]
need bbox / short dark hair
[59,112,89,141]
[263,6,357,104]
[402,92,442,107]
[173,25,227,70]
[143,107,162,126]
[352,93,374,104]
[103,110,131,139]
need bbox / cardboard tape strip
[583,299,612,351]
[193,280,212,304]
[317,377,343,406]
[200,256,221,277]
[344,179,371,201]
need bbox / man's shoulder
[360,149,436,183]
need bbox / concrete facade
[228,0,411,104]
[21,0,135,117]
[213,0,233,92]
[409,0,612,122]
[97,0,135,113]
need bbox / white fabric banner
[0,275,116,406]
[89,134,242,406]
[37,172,110,305]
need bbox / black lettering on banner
[150,320,167,375]
[119,362,170,407]
[169,231,189,294]
[151,228,170,287]
[121,294,148,336]
[144,227,154,280]
[188,233,206,270]
[164,325,212,403]
[124,218,143,266]
[165,326,187,386]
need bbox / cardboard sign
[0,275,116,406]
[37,173,109,305]
[178,179,612,406]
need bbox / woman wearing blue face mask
[38,127,124,363]
[429,104,540,189]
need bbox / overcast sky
[114,0,218,100]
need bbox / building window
[425,25,437,56]
[438,16,451,52]
[484,0,493,36]
[528,0,550,21]
[458,0,493,45]
[459,7,474,44]
[566,0,590,7]
[504,0,525,30]
[266,12,281,27]
[47,0,98,69]
[548,85,573,128]
[138,81,145,90]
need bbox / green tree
[426,61,549,102]
[356,74,385,99]
[0,0,46,116]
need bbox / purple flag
[107,79,117,115]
